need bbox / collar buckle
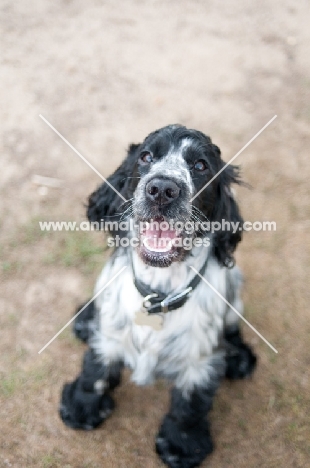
[142,293,158,311]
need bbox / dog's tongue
[142,223,178,253]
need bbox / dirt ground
[1,1,310,467]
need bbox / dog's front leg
[59,348,122,430]
[156,367,223,468]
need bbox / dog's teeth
[142,238,172,253]
[145,246,172,253]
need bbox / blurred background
[1,1,309,467]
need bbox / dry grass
[1,1,310,467]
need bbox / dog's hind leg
[72,301,97,344]
[59,348,122,430]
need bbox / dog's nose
[146,178,180,205]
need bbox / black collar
[131,251,210,315]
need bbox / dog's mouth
[141,220,180,253]
[136,216,189,267]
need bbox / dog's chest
[93,255,226,385]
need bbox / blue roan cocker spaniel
[60,125,257,468]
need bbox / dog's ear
[211,163,244,268]
[87,143,140,223]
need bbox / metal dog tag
[134,309,163,331]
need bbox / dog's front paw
[59,378,114,430]
[156,415,213,468]
[225,342,257,380]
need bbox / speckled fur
[60,125,257,468]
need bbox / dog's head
[87,124,243,268]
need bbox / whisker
[120,177,141,183]
[192,205,209,222]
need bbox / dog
[60,124,257,468]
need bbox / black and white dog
[60,125,257,468]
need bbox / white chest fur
[91,247,230,392]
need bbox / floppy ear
[211,164,244,268]
[87,143,140,224]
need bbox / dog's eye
[194,160,207,171]
[139,151,153,164]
